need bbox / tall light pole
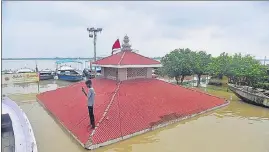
[87,27,102,77]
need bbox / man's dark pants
[88,106,95,127]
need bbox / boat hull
[39,75,54,80]
[57,74,83,82]
[2,113,15,152]
[228,84,269,108]
[2,97,38,152]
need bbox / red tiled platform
[36,78,228,150]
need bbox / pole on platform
[37,81,40,93]
[35,60,40,93]
[87,27,102,77]
[35,60,38,72]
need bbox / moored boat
[1,97,38,152]
[228,84,269,108]
[55,59,84,82]
[39,69,54,80]
[82,68,95,79]
[2,69,14,74]
[57,66,83,82]
[16,68,35,73]
[94,66,101,73]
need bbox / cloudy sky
[2,1,269,59]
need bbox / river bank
[2,80,269,152]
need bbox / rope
[25,102,39,115]
[118,52,126,65]
[116,85,123,139]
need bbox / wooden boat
[1,97,38,152]
[39,69,54,80]
[228,84,269,108]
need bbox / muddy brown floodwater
[2,80,269,152]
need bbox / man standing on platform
[82,79,96,129]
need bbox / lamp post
[87,27,102,77]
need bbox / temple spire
[121,35,132,51]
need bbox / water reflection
[3,81,269,152]
[2,80,74,96]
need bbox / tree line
[157,48,268,88]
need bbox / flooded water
[2,60,91,71]
[2,80,269,152]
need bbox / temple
[92,35,161,81]
[37,35,229,150]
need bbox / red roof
[36,78,228,149]
[92,51,160,66]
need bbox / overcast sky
[2,1,269,59]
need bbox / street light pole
[87,27,102,78]
[93,32,97,78]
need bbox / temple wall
[104,67,117,80]
[127,68,147,80]
[118,68,127,81]
[146,68,153,78]
[101,67,105,76]
[102,67,153,81]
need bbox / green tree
[230,54,267,87]
[214,53,267,87]
[160,48,193,84]
[207,52,231,79]
[160,49,267,88]
[192,51,211,87]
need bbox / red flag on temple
[112,39,121,54]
